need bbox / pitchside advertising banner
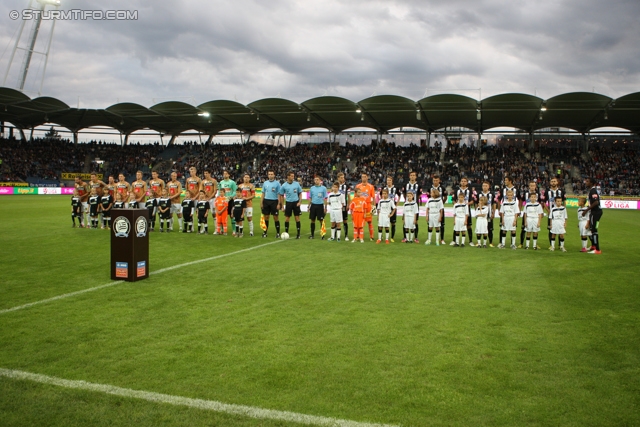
[1,187,639,210]
[60,172,104,180]
[565,198,639,210]
[0,182,29,187]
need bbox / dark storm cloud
[0,0,638,107]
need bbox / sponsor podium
[111,209,149,282]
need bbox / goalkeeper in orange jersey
[214,190,229,235]
[349,187,370,243]
[355,173,376,241]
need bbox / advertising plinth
[110,209,149,282]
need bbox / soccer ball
[280,232,290,240]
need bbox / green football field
[1,196,639,427]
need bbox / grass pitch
[0,196,639,427]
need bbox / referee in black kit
[584,177,602,254]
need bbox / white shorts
[578,220,592,236]
[378,215,390,228]
[501,216,517,231]
[170,203,181,214]
[244,207,253,217]
[454,217,466,232]
[81,202,89,212]
[329,209,343,223]
[475,217,488,234]
[428,215,441,228]
[525,219,540,233]
[404,217,415,230]
[551,221,566,235]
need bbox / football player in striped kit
[451,177,476,246]
[478,180,497,246]
[519,181,542,248]
[429,175,447,244]
[380,176,399,242]
[403,171,423,243]
[499,189,520,249]
[452,192,469,246]
[425,188,444,245]
[337,172,350,241]
[544,177,565,248]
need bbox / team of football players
[71,170,603,253]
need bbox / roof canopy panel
[359,95,426,131]
[536,92,612,133]
[0,87,30,105]
[418,94,479,131]
[605,92,640,133]
[302,96,364,132]
[481,93,543,132]
[248,98,324,132]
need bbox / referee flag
[260,214,267,231]
[321,219,326,237]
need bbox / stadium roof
[0,86,638,135]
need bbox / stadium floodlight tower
[2,0,61,95]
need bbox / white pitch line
[0,281,124,315]
[0,368,399,427]
[0,240,282,316]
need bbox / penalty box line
[0,368,399,427]
[0,241,282,316]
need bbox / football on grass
[280,232,290,240]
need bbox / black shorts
[233,210,244,222]
[198,214,208,223]
[590,210,602,233]
[90,208,99,216]
[342,208,349,222]
[390,211,397,224]
[465,214,472,227]
[161,211,171,220]
[227,201,233,216]
[262,199,279,216]
[284,201,301,217]
[183,213,193,222]
[102,209,111,219]
[309,204,325,221]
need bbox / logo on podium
[113,216,131,237]
[135,216,147,237]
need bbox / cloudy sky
[1,0,639,109]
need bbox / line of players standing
[327,171,602,253]
[70,168,603,253]
[71,167,257,237]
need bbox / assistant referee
[308,175,328,239]
[261,170,281,238]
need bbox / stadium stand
[1,136,638,195]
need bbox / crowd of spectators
[1,135,638,195]
[574,142,640,196]
[0,137,164,182]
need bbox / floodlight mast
[5,0,61,92]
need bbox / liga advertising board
[566,198,640,210]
